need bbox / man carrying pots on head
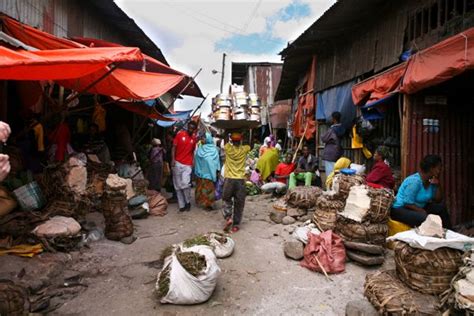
[222,131,250,233]
[171,121,197,212]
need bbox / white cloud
[115,0,335,114]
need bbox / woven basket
[272,198,288,212]
[312,196,344,231]
[0,280,29,315]
[366,187,394,223]
[102,192,133,241]
[286,186,322,209]
[335,216,388,245]
[394,241,463,295]
[333,174,365,200]
[364,270,439,315]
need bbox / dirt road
[51,194,390,316]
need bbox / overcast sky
[115,0,336,114]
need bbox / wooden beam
[401,94,412,179]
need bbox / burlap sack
[102,192,133,240]
[393,241,463,295]
[147,190,168,216]
[364,270,439,315]
[366,187,394,223]
[0,280,29,315]
[286,186,322,209]
[335,216,388,246]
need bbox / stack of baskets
[312,194,344,231]
[393,241,463,295]
[332,174,365,201]
[285,186,322,210]
[102,176,134,241]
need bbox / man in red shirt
[171,121,197,211]
[274,152,296,184]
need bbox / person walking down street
[288,146,318,189]
[321,111,345,177]
[222,132,250,233]
[171,121,197,212]
[194,132,220,210]
[147,138,165,192]
[391,155,451,228]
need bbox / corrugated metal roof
[84,0,168,65]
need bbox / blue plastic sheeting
[361,93,398,120]
[162,110,193,120]
[156,120,177,127]
[316,80,357,129]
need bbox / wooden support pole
[401,94,411,179]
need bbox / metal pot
[233,110,248,120]
[250,113,261,121]
[216,94,232,107]
[214,107,231,120]
[233,92,248,107]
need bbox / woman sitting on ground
[391,154,451,228]
[194,132,221,210]
[366,146,395,189]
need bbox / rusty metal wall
[0,0,126,44]
[407,92,474,225]
[270,101,291,129]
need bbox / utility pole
[220,53,226,93]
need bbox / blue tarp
[316,80,357,129]
[361,93,398,120]
[155,110,193,127]
[156,120,177,127]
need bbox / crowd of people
[150,109,452,234]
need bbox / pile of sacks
[270,187,322,225]
[156,233,234,305]
[102,174,134,241]
[441,252,474,313]
[334,184,394,266]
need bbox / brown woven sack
[312,196,344,231]
[333,174,365,200]
[0,280,29,315]
[335,216,388,246]
[147,190,168,216]
[366,187,394,223]
[364,270,440,315]
[286,186,322,209]
[393,241,463,295]
[102,192,133,240]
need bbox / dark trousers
[222,178,246,225]
[391,203,452,229]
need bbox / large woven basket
[335,216,388,245]
[393,241,463,295]
[366,187,394,223]
[312,196,344,231]
[285,186,322,209]
[333,174,365,201]
[364,270,439,315]
[102,192,133,240]
[0,280,29,315]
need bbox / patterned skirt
[195,178,215,208]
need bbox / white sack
[207,233,235,258]
[338,185,370,222]
[157,245,221,305]
[387,229,474,251]
[292,224,321,244]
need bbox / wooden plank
[401,94,412,179]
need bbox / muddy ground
[0,194,392,315]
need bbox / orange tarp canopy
[401,27,474,94]
[293,56,316,139]
[351,63,406,106]
[0,46,143,80]
[1,15,203,100]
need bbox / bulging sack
[207,233,235,258]
[286,186,322,209]
[300,230,346,274]
[156,245,221,305]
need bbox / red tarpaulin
[293,56,316,139]
[0,15,203,99]
[401,27,474,94]
[351,63,406,106]
[0,45,143,80]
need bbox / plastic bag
[157,245,221,305]
[207,233,235,258]
[292,224,321,244]
[300,230,346,274]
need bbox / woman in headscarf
[147,138,166,191]
[256,146,279,182]
[259,136,272,157]
[194,132,221,210]
[366,145,395,189]
[325,157,351,189]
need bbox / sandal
[231,226,240,233]
[223,218,233,232]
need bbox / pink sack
[147,190,168,216]
[300,230,346,274]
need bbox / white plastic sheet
[387,229,474,251]
[292,223,321,244]
[157,245,221,305]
